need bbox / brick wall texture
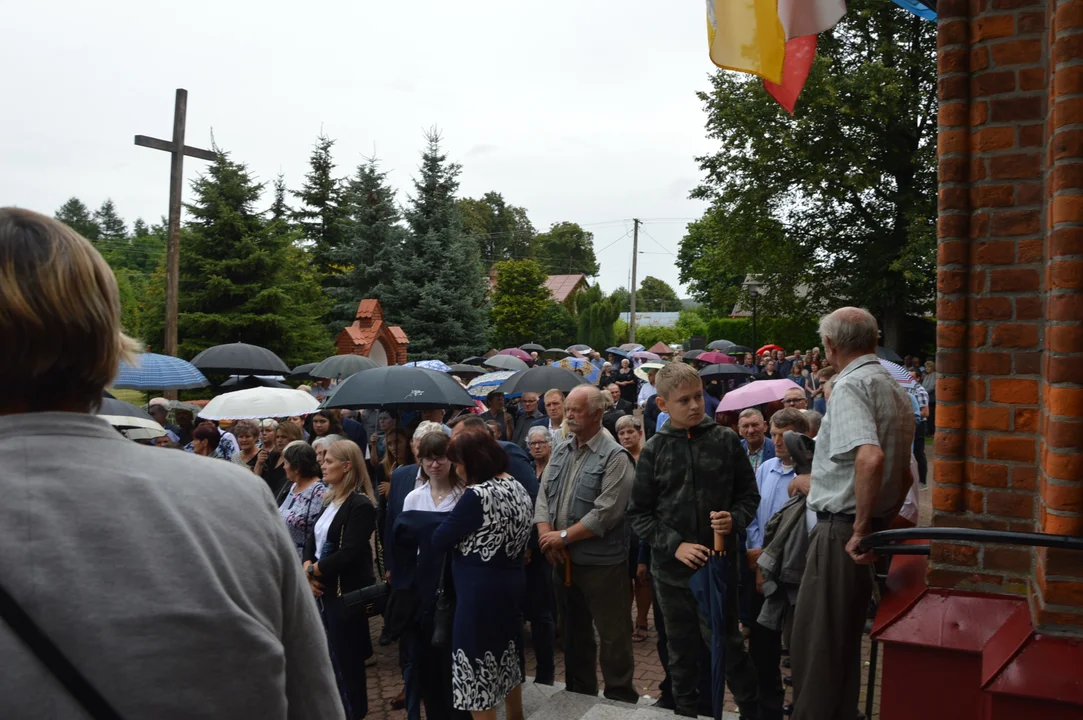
[935,0,1083,630]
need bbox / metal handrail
[859,527,1083,553]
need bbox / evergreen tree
[270,173,290,224]
[54,197,100,241]
[94,199,128,243]
[132,218,150,238]
[292,135,346,281]
[178,150,333,366]
[396,130,489,360]
[575,285,619,350]
[535,301,578,349]
[327,158,408,333]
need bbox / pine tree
[396,130,489,360]
[327,158,408,333]
[178,150,333,366]
[54,197,100,241]
[132,218,150,237]
[94,199,128,243]
[292,135,346,282]
[270,173,290,224]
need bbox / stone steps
[498,680,736,720]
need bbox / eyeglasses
[527,441,549,447]
[421,456,449,466]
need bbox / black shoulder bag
[430,551,455,648]
[0,581,124,719]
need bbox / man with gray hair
[535,385,638,703]
[790,307,914,720]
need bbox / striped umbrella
[466,371,518,399]
[113,353,209,391]
[879,359,916,387]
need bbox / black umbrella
[541,347,571,361]
[727,345,754,356]
[699,364,755,382]
[876,346,904,364]
[97,397,167,440]
[461,356,489,366]
[689,532,730,720]
[483,354,530,372]
[190,342,290,376]
[220,375,291,391]
[683,349,706,363]
[498,366,587,395]
[447,363,487,378]
[707,339,736,352]
[519,343,546,353]
[290,362,319,380]
[311,354,379,380]
[322,366,475,410]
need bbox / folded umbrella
[717,378,804,412]
[498,366,586,395]
[190,342,291,376]
[199,387,320,420]
[323,366,475,410]
[466,371,520,400]
[483,354,530,372]
[113,353,209,391]
[688,531,730,720]
[311,354,380,380]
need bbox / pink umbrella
[718,378,804,412]
[695,351,735,365]
[498,348,533,362]
[630,351,661,362]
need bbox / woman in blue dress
[432,425,535,720]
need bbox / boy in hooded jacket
[628,361,762,719]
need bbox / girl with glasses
[403,432,463,512]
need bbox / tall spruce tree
[292,135,346,282]
[270,173,290,224]
[396,130,489,360]
[54,197,100,241]
[327,158,408,333]
[94,199,127,243]
[178,150,333,366]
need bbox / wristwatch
[306,565,316,578]
[560,530,569,546]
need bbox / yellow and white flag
[706,0,786,84]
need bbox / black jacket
[602,399,634,437]
[304,491,377,594]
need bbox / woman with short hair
[231,419,262,470]
[303,440,378,720]
[312,433,345,465]
[259,418,279,449]
[431,427,534,720]
[279,440,327,559]
[526,425,553,479]
[191,424,223,458]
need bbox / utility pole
[134,89,214,358]
[629,218,640,343]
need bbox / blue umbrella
[688,532,729,720]
[113,353,209,391]
[406,359,451,373]
[603,347,631,361]
[465,371,518,399]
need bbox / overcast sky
[2,0,719,295]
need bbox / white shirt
[313,499,342,561]
[403,483,462,512]
[637,383,657,407]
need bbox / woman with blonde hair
[303,439,378,719]
[0,208,341,716]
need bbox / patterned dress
[430,478,534,711]
[278,481,327,559]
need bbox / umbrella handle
[714,531,725,554]
[564,553,573,587]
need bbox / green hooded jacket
[628,416,760,587]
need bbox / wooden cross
[134,88,215,358]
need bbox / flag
[763,34,817,114]
[706,0,786,84]
[777,0,847,39]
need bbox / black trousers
[913,420,927,484]
[653,583,713,715]
[320,595,369,720]
[524,552,556,684]
[747,592,785,720]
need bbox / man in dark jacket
[512,392,546,449]
[628,362,761,720]
[602,383,634,437]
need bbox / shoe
[378,632,394,647]
[653,695,676,710]
[389,691,405,710]
[783,703,794,716]
[364,656,377,668]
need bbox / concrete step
[501,679,736,720]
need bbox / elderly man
[782,386,808,411]
[789,308,914,720]
[535,385,638,703]
[147,399,181,443]
[738,409,775,473]
[637,368,659,407]
[512,392,546,449]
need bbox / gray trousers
[553,561,638,704]
[790,517,874,720]
[654,577,759,718]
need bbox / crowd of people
[2,207,930,720]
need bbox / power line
[638,226,676,257]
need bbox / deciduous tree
[489,259,551,348]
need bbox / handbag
[334,494,388,620]
[430,551,455,648]
[0,580,124,720]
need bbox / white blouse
[312,499,342,561]
[403,483,462,512]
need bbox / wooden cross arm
[134,135,216,161]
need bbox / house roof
[544,274,588,303]
[343,325,378,349]
[648,341,675,355]
[389,326,409,345]
[355,299,380,320]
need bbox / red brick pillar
[1035,0,1083,627]
[934,0,1083,630]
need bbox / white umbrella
[635,361,668,382]
[198,387,319,420]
